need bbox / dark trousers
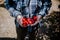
[15,19,38,40]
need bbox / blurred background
[0,0,60,40]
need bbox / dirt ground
[0,0,60,39]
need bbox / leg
[15,19,27,40]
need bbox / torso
[14,0,42,18]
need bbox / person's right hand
[17,15,23,27]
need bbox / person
[4,0,51,40]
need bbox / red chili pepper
[33,16,37,21]
[22,16,37,27]
[27,18,31,24]
[22,18,28,27]
[27,18,35,24]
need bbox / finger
[18,18,23,26]
[31,21,39,26]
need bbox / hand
[31,15,42,26]
[17,15,23,27]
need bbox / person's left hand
[31,15,42,26]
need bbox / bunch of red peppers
[22,16,37,27]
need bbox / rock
[0,0,4,5]
[49,0,60,14]
[0,7,17,38]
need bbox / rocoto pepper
[22,16,37,27]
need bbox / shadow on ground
[0,38,16,40]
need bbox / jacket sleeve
[4,0,21,17]
[38,0,52,17]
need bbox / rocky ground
[0,0,60,40]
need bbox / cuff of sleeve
[38,12,46,17]
[13,10,21,18]
[8,7,21,17]
[9,7,15,13]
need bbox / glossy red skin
[27,18,34,24]
[22,18,28,27]
[22,16,37,27]
[32,16,37,21]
